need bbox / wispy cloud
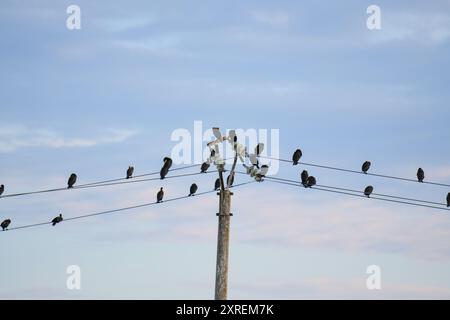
[0,125,137,153]
[251,11,291,27]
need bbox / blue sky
[1,0,450,299]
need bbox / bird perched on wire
[201,162,210,173]
[364,186,374,197]
[157,187,164,203]
[52,214,63,226]
[1,219,11,231]
[362,161,371,174]
[189,183,198,196]
[67,174,77,189]
[255,165,269,182]
[126,166,134,179]
[163,157,173,170]
[301,170,309,187]
[306,176,316,188]
[447,192,450,207]
[292,149,302,165]
[160,166,169,180]
[214,178,221,191]
[0,184,4,196]
[417,168,425,183]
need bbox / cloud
[367,12,450,45]
[251,11,290,27]
[0,125,137,153]
[95,16,157,32]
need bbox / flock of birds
[1,144,449,232]
[291,148,450,203]
[0,155,228,231]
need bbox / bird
[447,192,450,207]
[362,161,371,174]
[157,187,164,203]
[364,185,374,197]
[160,165,170,180]
[52,214,63,226]
[417,168,425,183]
[126,166,134,179]
[67,174,77,189]
[301,170,309,187]
[306,176,316,188]
[227,174,234,187]
[189,183,198,196]
[292,149,302,165]
[201,162,210,173]
[0,184,4,196]
[163,157,173,170]
[1,219,11,231]
[214,178,221,191]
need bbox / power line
[0,163,207,199]
[264,175,448,207]
[259,156,450,188]
[263,179,450,212]
[1,181,256,233]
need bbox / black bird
[52,214,63,226]
[214,178,221,191]
[189,183,198,196]
[1,219,11,231]
[301,170,309,187]
[364,185,374,197]
[362,161,371,174]
[417,168,425,183]
[447,192,450,207]
[126,166,134,179]
[0,184,4,196]
[160,165,169,180]
[292,149,302,165]
[306,176,316,188]
[157,187,164,203]
[201,162,210,173]
[163,157,173,170]
[67,174,77,189]
[227,174,234,187]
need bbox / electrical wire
[1,181,256,233]
[259,156,450,188]
[0,163,207,199]
[263,179,450,212]
[263,175,448,207]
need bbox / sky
[1,0,450,299]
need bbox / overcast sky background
[1,0,450,299]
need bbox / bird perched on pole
[189,183,198,196]
[306,176,316,188]
[1,219,11,231]
[364,186,374,197]
[157,187,164,203]
[447,192,450,207]
[52,214,63,226]
[417,168,425,183]
[292,149,302,165]
[201,162,210,173]
[227,174,234,187]
[214,178,221,191]
[126,166,134,179]
[0,184,4,196]
[67,174,77,189]
[362,161,371,174]
[301,170,309,187]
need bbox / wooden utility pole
[215,188,232,300]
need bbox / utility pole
[215,188,232,300]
